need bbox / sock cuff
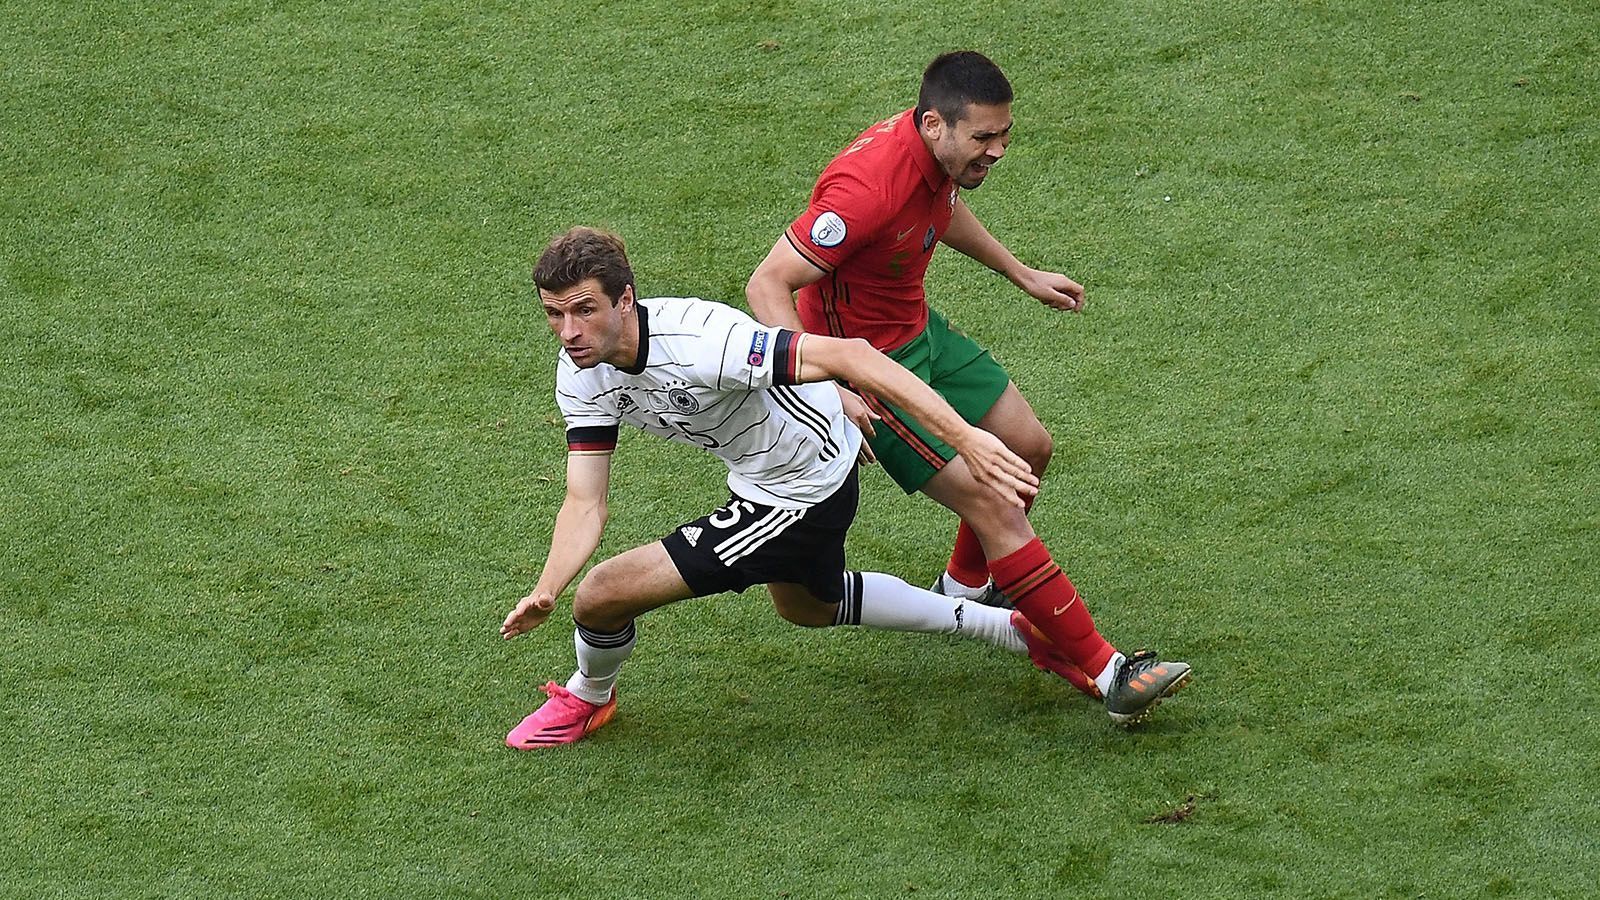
[833,571,864,626]
[575,620,637,650]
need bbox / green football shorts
[861,308,1011,493]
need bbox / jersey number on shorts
[709,500,758,529]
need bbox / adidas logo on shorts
[680,526,703,547]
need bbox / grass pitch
[3,1,1597,897]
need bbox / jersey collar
[894,106,950,193]
[619,301,649,375]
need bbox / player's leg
[767,575,1020,655]
[941,382,1054,596]
[975,382,1053,477]
[769,574,1101,698]
[506,542,694,750]
[920,454,1190,722]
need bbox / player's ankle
[940,570,991,599]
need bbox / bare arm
[942,198,1085,312]
[746,236,826,332]
[794,334,1038,506]
[500,452,612,638]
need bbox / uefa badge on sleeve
[810,212,846,248]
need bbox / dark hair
[532,227,635,305]
[915,51,1013,126]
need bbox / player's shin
[944,521,992,591]
[835,571,1026,654]
[988,538,1118,682]
[566,619,638,704]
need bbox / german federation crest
[668,387,700,414]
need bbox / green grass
[3,1,1597,897]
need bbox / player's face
[927,102,1013,189]
[540,278,634,368]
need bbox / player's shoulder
[817,114,921,203]
[642,296,758,334]
[554,349,600,389]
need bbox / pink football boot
[506,682,617,750]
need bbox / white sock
[565,620,636,705]
[934,570,992,601]
[1092,651,1126,697]
[838,571,1027,655]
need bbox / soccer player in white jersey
[500,227,1110,749]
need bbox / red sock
[989,537,1116,676]
[945,522,990,587]
[946,498,1034,588]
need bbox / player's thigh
[574,542,695,629]
[975,382,1053,473]
[920,453,1034,559]
[767,581,836,627]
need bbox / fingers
[983,445,1039,507]
[500,594,555,639]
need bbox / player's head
[915,51,1014,189]
[533,227,638,368]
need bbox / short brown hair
[532,227,635,305]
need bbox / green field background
[3,1,1596,897]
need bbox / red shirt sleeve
[783,169,894,274]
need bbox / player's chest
[865,185,958,276]
[610,378,735,447]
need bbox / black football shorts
[661,466,858,604]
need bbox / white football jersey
[556,297,862,508]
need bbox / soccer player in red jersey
[747,51,1191,724]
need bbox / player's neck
[607,303,647,372]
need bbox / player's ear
[920,108,944,140]
[616,284,634,310]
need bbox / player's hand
[836,384,880,465]
[501,590,556,639]
[1015,267,1085,312]
[956,428,1039,508]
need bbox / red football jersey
[784,108,959,352]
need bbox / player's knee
[769,590,836,628]
[961,489,1035,545]
[1018,424,1053,475]
[572,571,629,631]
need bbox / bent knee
[573,570,629,630]
[769,591,837,628]
[1016,425,1053,474]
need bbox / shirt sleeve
[783,169,894,274]
[555,363,620,453]
[691,312,804,392]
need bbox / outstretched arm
[793,334,1039,507]
[501,452,612,638]
[941,198,1085,312]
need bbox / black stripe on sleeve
[771,329,801,385]
[566,424,619,452]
